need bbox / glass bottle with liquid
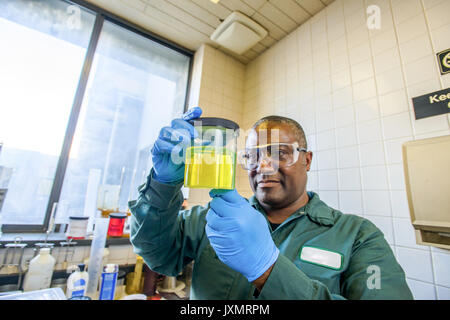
[184,117,239,190]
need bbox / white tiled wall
[242,0,450,299]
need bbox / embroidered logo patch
[300,246,343,270]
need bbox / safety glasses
[238,142,307,171]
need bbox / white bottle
[23,248,56,292]
[66,263,89,299]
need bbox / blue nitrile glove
[205,189,280,282]
[151,107,202,184]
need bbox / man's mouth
[257,179,281,188]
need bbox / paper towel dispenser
[402,135,450,250]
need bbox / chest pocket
[294,246,344,294]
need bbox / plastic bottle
[66,263,89,299]
[99,263,118,300]
[23,248,56,292]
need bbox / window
[0,0,192,233]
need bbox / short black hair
[252,115,307,149]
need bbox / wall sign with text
[412,88,450,120]
[437,48,450,75]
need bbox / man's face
[247,122,313,209]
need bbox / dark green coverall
[129,170,413,300]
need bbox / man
[129,106,413,300]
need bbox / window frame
[2,0,194,233]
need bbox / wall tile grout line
[339,0,366,220]
[368,0,398,253]
[420,0,445,92]
[327,4,342,212]
[418,0,442,298]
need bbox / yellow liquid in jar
[184,146,236,189]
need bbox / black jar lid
[69,216,89,220]
[188,117,239,131]
[110,213,127,219]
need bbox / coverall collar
[248,191,336,227]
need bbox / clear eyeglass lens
[242,144,297,170]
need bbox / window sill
[0,233,131,246]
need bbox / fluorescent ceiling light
[210,0,220,3]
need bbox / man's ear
[305,152,313,171]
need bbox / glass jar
[67,216,89,239]
[107,213,127,237]
[184,117,239,190]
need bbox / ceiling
[85,0,335,64]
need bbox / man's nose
[256,156,277,174]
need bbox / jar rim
[188,117,239,131]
